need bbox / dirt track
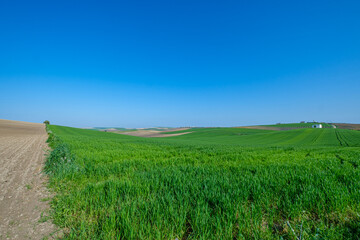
[0,119,56,239]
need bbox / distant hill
[239,122,334,130]
[334,123,360,131]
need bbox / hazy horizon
[0,117,353,129]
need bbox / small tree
[43,120,50,125]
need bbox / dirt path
[0,119,56,239]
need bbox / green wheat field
[45,125,360,239]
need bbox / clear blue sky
[1,0,359,128]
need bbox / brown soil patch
[334,123,360,131]
[116,128,192,138]
[237,126,283,131]
[0,119,57,239]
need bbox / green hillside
[262,122,333,128]
[162,127,360,147]
[45,125,360,239]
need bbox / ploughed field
[0,119,55,239]
[46,126,360,239]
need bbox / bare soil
[117,128,192,138]
[237,126,283,131]
[334,123,360,131]
[0,119,56,239]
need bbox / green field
[261,123,333,128]
[45,126,360,239]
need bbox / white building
[312,124,323,128]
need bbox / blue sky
[1,0,359,127]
